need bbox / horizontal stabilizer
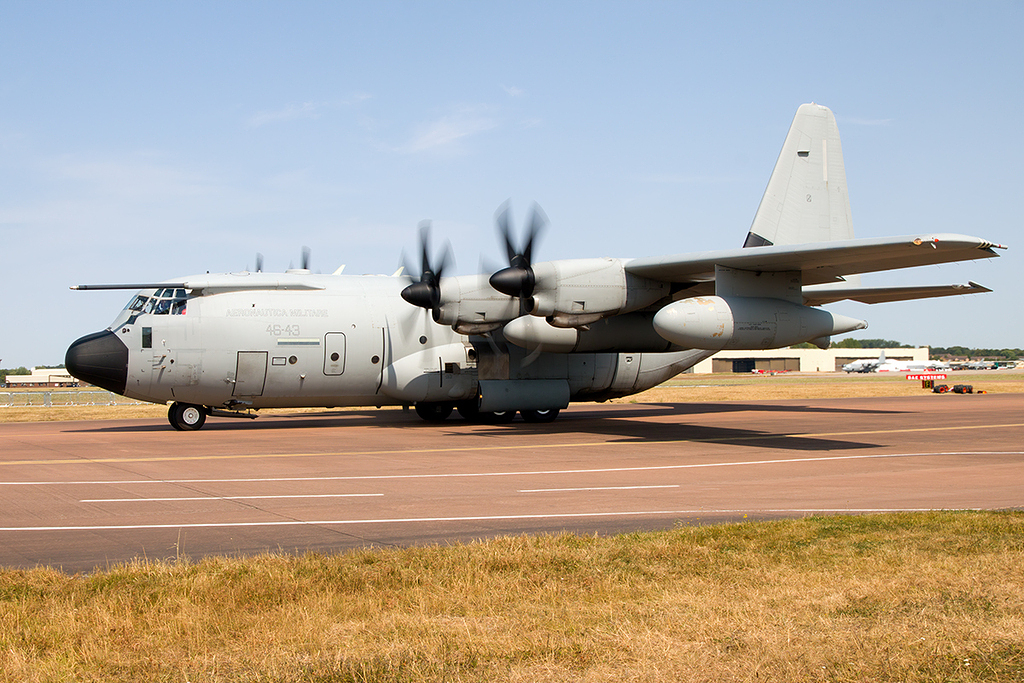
[803,281,992,306]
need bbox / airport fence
[0,390,145,408]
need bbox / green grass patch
[2,511,1023,681]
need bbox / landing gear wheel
[456,400,481,422]
[521,408,560,423]
[415,402,454,422]
[168,402,207,431]
[483,410,516,424]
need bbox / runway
[1,394,1022,572]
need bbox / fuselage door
[324,332,347,375]
[234,351,268,396]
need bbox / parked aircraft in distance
[874,357,952,373]
[65,104,1006,430]
[841,357,882,373]
[842,350,951,373]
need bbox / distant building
[3,368,80,388]
[691,348,928,374]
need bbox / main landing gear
[414,401,560,424]
[168,402,207,431]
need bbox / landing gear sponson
[416,401,559,424]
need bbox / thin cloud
[46,152,218,199]
[401,107,498,153]
[246,95,372,129]
[247,102,323,129]
[502,85,525,97]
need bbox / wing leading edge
[624,233,1005,288]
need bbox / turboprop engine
[652,296,867,351]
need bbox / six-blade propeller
[489,202,546,300]
[400,221,453,312]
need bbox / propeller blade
[523,203,547,265]
[496,202,517,264]
[435,240,454,281]
[489,201,545,299]
[255,253,264,273]
[301,246,311,271]
[400,219,452,312]
[418,221,432,280]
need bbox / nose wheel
[168,402,208,431]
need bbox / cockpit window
[123,289,189,317]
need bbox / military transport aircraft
[65,104,1006,430]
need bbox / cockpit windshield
[123,289,189,316]
[108,288,191,330]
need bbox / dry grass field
[1,512,1022,682]
[625,369,1024,403]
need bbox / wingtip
[967,281,993,293]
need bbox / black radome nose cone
[65,330,129,395]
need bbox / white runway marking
[80,493,383,503]
[519,485,680,493]
[2,451,1020,487]
[0,508,962,532]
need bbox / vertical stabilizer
[744,103,854,248]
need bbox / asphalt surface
[2,394,1022,572]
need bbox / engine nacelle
[652,296,867,350]
[433,275,519,332]
[526,258,668,319]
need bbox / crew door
[233,351,268,396]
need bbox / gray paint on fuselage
[109,274,702,411]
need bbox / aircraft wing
[71,274,327,295]
[802,281,992,306]
[624,233,1005,287]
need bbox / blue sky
[1,1,1020,367]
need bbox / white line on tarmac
[80,493,384,503]
[0,508,965,532]
[519,485,680,493]
[1,451,1019,487]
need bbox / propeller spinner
[489,202,546,300]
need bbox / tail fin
[744,103,854,247]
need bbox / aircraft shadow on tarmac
[65,401,894,451]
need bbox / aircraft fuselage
[66,273,711,427]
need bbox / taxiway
[1,394,1022,572]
